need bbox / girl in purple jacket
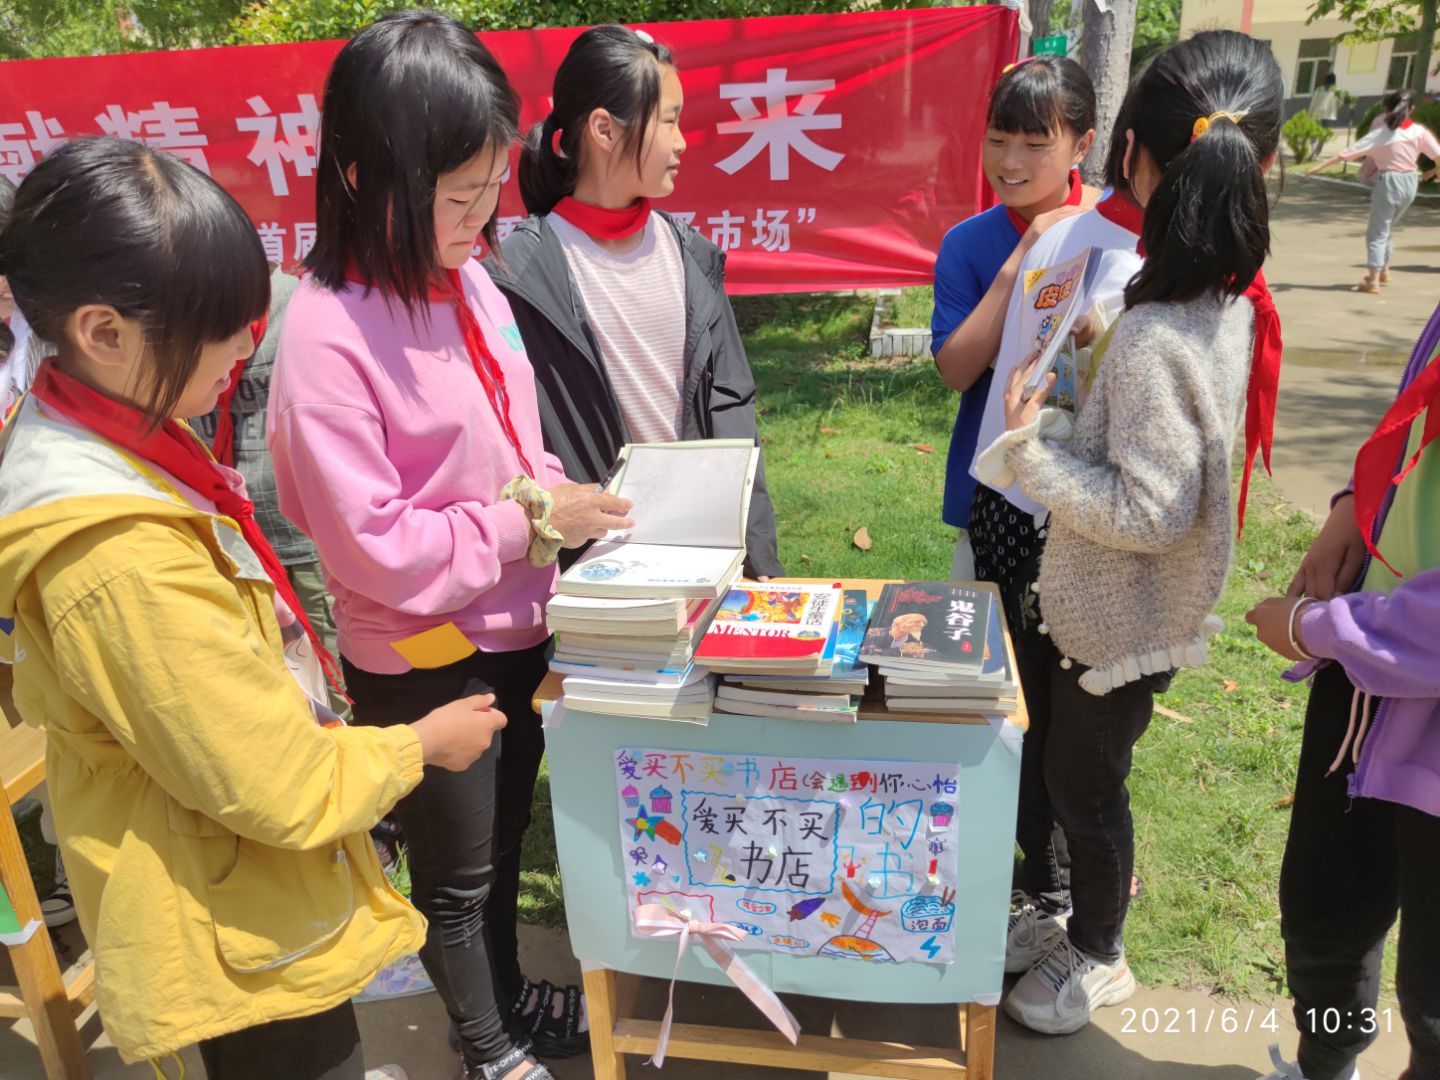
[1247,303,1440,1080]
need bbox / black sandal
[472,1045,553,1080]
[518,979,589,1059]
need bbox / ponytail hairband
[544,114,569,160]
[1191,110,1249,142]
[1002,54,1038,75]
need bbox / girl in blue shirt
[931,55,1097,580]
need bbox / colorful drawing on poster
[638,891,716,922]
[613,748,961,965]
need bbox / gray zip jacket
[487,211,782,577]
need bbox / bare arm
[934,202,1087,393]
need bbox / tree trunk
[1412,0,1437,98]
[1079,0,1139,184]
[1029,0,1055,45]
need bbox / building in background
[1180,0,1440,118]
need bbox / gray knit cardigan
[976,294,1256,695]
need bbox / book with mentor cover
[557,439,758,600]
[693,582,841,673]
[860,582,992,674]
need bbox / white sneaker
[1254,1044,1359,1080]
[366,1068,408,1080]
[1005,890,1066,974]
[1003,934,1136,1034]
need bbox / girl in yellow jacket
[0,136,507,1079]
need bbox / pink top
[268,261,568,674]
[1341,122,1440,174]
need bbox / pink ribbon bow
[632,903,801,1067]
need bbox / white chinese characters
[716,69,845,182]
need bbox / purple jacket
[1287,305,1440,818]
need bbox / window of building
[1295,38,1335,97]
[1387,33,1420,91]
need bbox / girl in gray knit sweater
[976,30,1285,1037]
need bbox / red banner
[0,8,1015,294]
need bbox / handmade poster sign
[614,748,961,965]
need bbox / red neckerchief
[344,267,536,478]
[30,360,348,697]
[1353,349,1440,576]
[1095,191,1144,250]
[1005,170,1084,237]
[552,195,652,240]
[209,315,268,469]
[1400,118,1415,130]
[1236,271,1283,536]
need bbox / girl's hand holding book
[1004,352,1055,431]
[411,693,507,771]
[548,483,636,547]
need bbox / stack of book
[860,582,1017,714]
[549,439,761,724]
[700,584,871,723]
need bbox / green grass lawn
[515,288,1364,1002]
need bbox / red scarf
[552,196,652,240]
[1095,190,1145,249]
[30,360,347,697]
[1236,271,1283,535]
[1352,351,1440,577]
[1400,117,1415,130]
[209,315,268,468]
[1006,170,1084,236]
[344,267,536,478]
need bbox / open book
[557,439,758,599]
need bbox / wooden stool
[0,723,94,1079]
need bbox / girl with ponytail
[1308,88,1439,293]
[974,30,1285,1035]
[489,24,782,579]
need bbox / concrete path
[1265,176,1437,514]
[2,923,1415,1079]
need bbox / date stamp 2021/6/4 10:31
[1119,1007,1398,1037]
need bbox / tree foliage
[1307,0,1438,95]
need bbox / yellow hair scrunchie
[500,475,565,567]
[1191,110,1248,142]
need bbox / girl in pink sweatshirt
[267,13,629,1080]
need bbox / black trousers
[970,484,1071,914]
[200,1001,362,1079]
[343,640,549,1066]
[1281,663,1440,1080]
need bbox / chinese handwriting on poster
[615,749,961,965]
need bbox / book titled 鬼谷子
[860,582,993,674]
[557,439,759,600]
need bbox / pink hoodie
[268,261,567,674]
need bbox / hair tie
[1002,54,1038,75]
[1191,110,1249,142]
[633,27,655,45]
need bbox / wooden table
[0,722,95,1079]
[535,580,1025,1080]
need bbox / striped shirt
[550,212,686,444]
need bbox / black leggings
[200,1000,361,1079]
[343,640,549,1067]
[1281,662,1440,1080]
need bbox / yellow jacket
[0,396,427,1063]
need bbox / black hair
[1382,89,1415,130]
[1321,71,1337,89]
[1104,30,1283,308]
[0,137,268,426]
[306,9,520,316]
[519,24,675,216]
[987,55,1096,138]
